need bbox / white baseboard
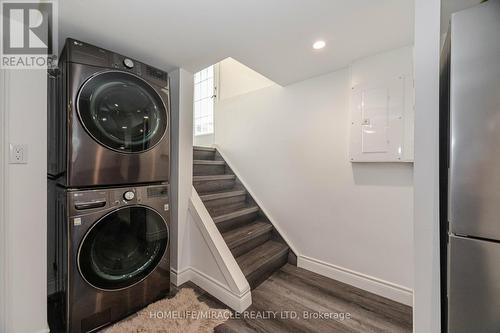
[298,255,413,306]
[170,267,190,287]
[170,267,251,313]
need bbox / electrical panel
[349,75,414,162]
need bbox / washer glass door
[78,206,168,290]
[77,71,168,153]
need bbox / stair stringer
[183,186,252,312]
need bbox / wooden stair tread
[222,221,273,250]
[200,189,246,202]
[193,159,225,165]
[236,240,289,278]
[213,206,259,224]
[193,146,216,152]
[192,146,293,294]
[193,174,235,182]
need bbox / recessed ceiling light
[313,40,326,50]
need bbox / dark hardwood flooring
[216,264,412,333]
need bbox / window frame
[193,65,217,137]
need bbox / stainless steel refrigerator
[443,1,500,332]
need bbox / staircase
[193,146,294,289]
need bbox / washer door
[78,206,168,290]
[77,71,168,153]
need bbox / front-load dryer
[48,183,170,333]
[48,38,170,187]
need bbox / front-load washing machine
[48,183,170,333]
[48,38,170,187]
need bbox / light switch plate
[9,144,28,164]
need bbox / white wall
[1,69,48,333]
[214,47,414,305]
[413,0,441,331]
[193,58,276,148]
[193,133,214,147]
[218,57,276,101]
[169,68,194,280]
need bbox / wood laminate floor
[216,264,412,333]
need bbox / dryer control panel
[62,38,169,88]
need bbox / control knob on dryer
[123,191,135,201]
[123,58,134,69]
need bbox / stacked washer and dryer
[48,39,171,333]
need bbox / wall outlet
[9,144,28,164]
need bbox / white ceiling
[59,0,414,85]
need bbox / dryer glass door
[78,206,168,290]
[77,71,168,153]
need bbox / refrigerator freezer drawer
[449,235,500,333]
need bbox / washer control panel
[72,190,107,211]
[68,185,169,218]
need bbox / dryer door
[77,71,168,153]
[78,205,168,290]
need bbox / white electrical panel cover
[349,75,413,162]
